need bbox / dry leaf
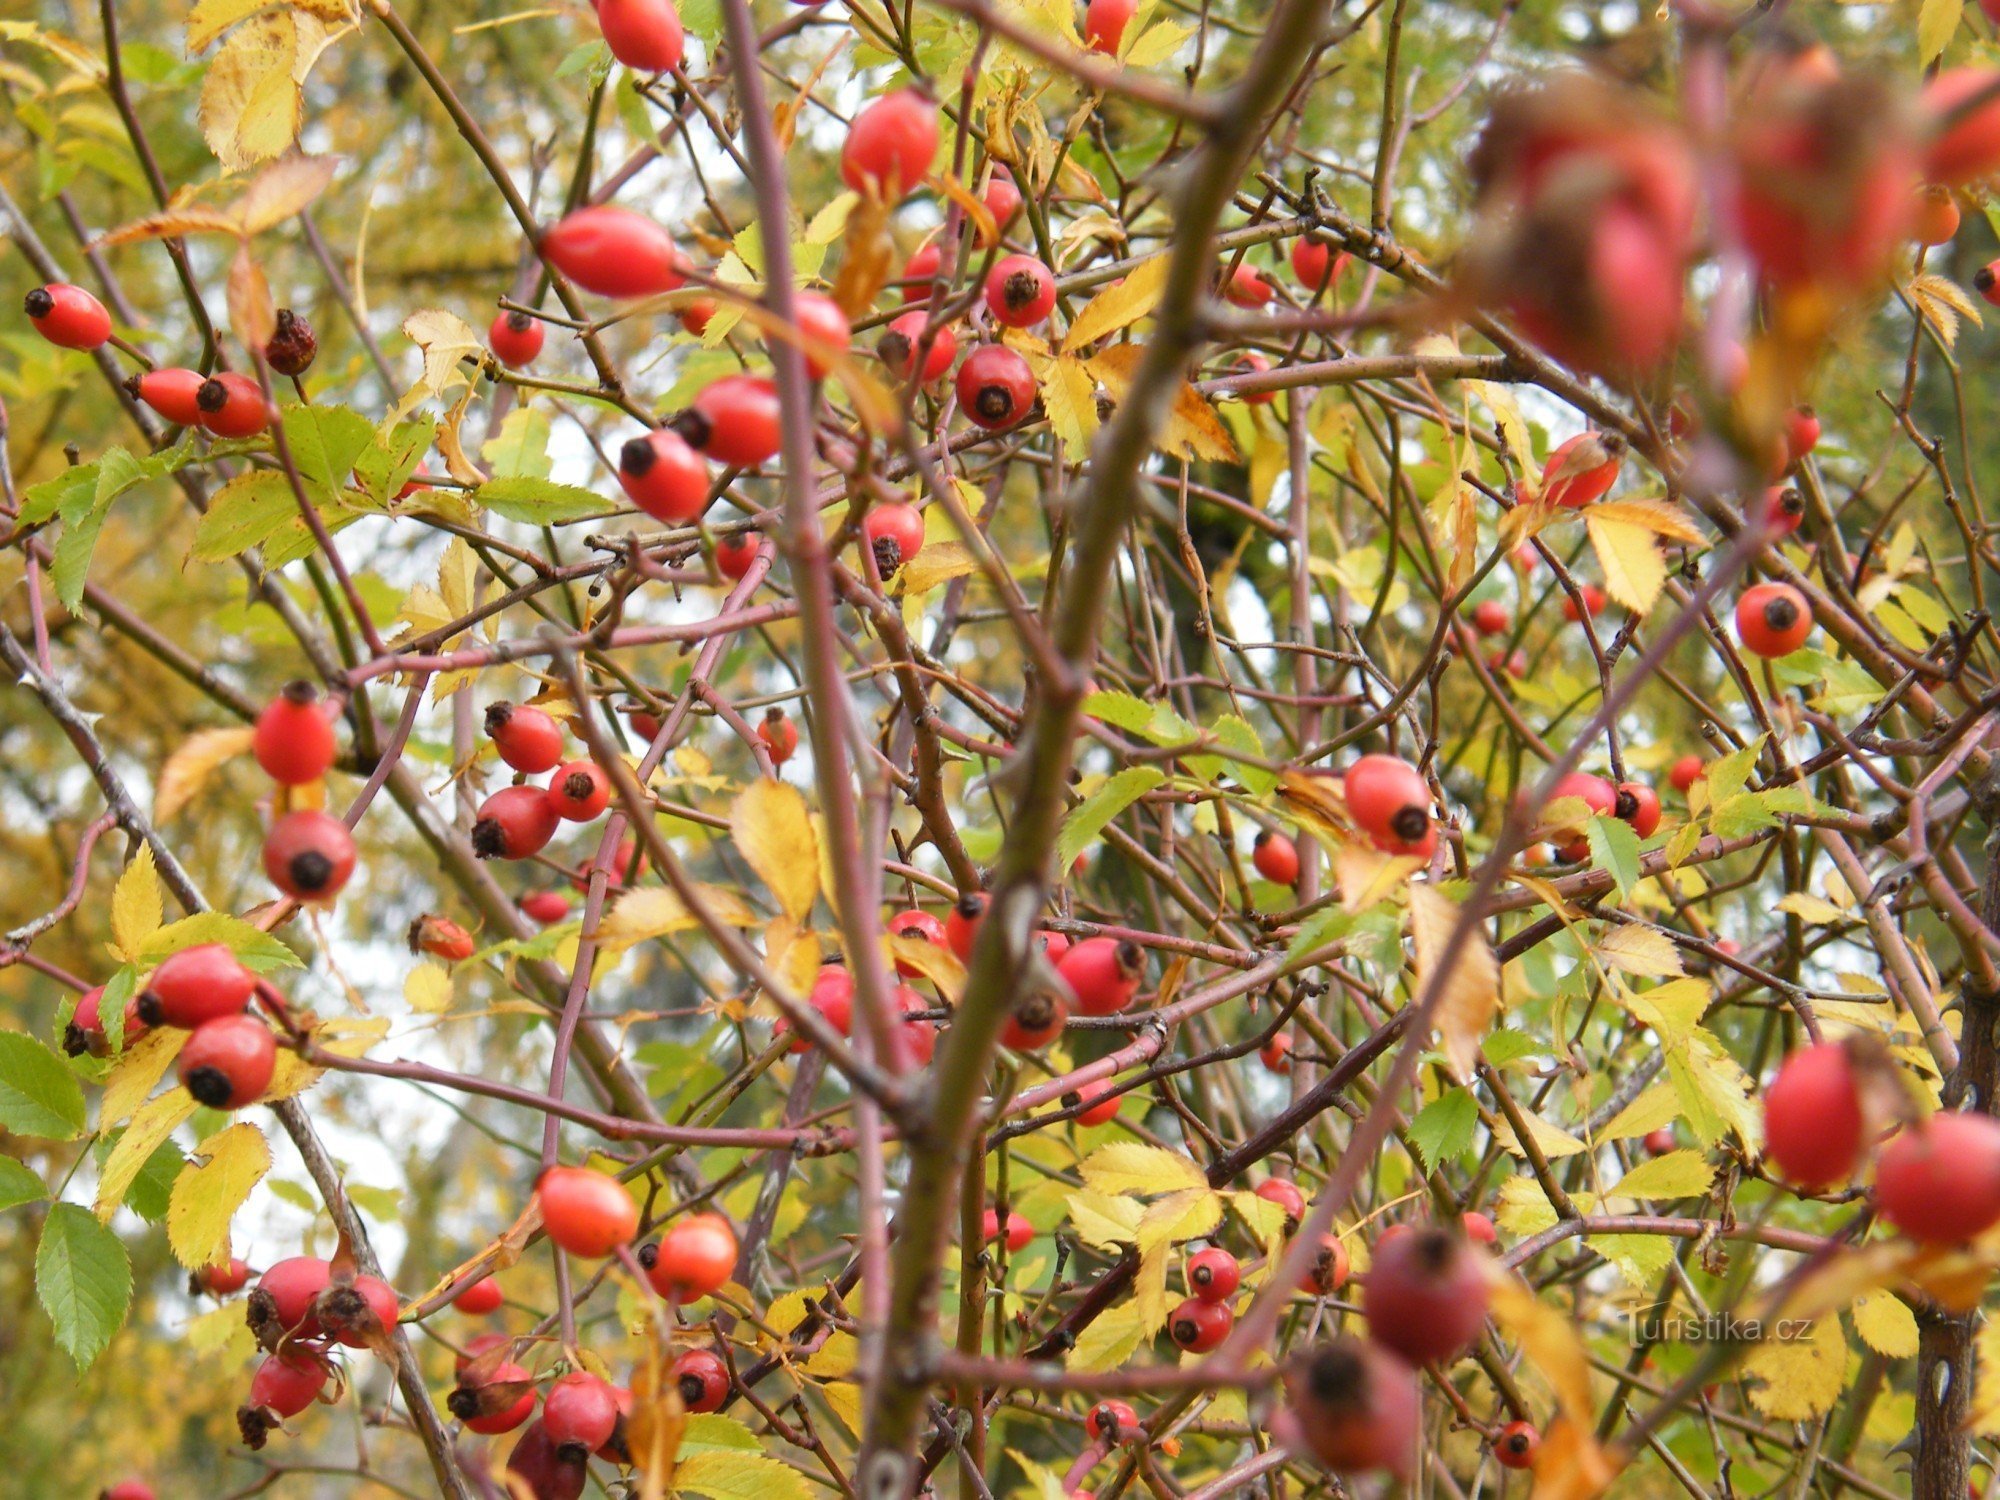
[156,726,255,823]
[730,779,819,926]
[1409,883,1498,1080]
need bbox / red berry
[1763,1042,1866,1189]
[1544,771,1616,862]
[841,87,939,199]
[1495,1420,1540,1470]
[1563,583,1608,623]
[758,708,800,766]
[1168,1296,1233,1352]
[1252,829,1301,885]
[998,986,1068,1050]
[981,166,1022,238]
[1255,1177,1306,1223]
[536,1166,638,1257]
[644,1211,738,1299]
[1344,754,1432,856]
[1914,185,1962,246]
[1222,263,1273,307]
[138,942,255,1029]
[1260,1032,1294,1074]
[543,1371,621,1454]
[134,367,207,425]
[679,294,718,336]
[895,984,938,1065]
[409,913,477,964]
[1976,261,2000,308]
[1763,484,1806,536]
[780,964,854,1053]
[1084,0,1135,52]
[715,531,760,579]
[24,282,111,349]
[473,785,562,860]
[263,808,357,900]
[1232,350,1275,404]
[1036,928,1072,964]
[1291,237,1348,291]
[320,1272,399,1348]
[542,205,685,298]
[1470,599,1511,636]
[1363,1225,1491,1366]
[1736,582,1813,657]
[984,254,1057,327]
[452,1359,538,1434]
[547,761,612,821]
[486,702,567,772]
[1876,1112,2000,1242]
[1614,781,1661,839]
[1784,405,1822,463]
[104,1481,157,1500]
[264,305,316,375]
[196,373,271,437]
[456,1331,511,1375]
[880,311,958,382]
[1462,1211,1497,1246]
[793,290,852,377]
[489,309,546,368]
[1540,431,1624,509]
[618,427,710,523]
[453,1276,504,1315]
[254,681,337,785]
[252,1257,332,1340]
[1668,754,1705,793]
[899,241,944,305]
[1643,1126,1677,1156]
[681,374,783,468]
[673,1348,731,1412]
[1066,1081,1122,1125]
[1086,1399,1140,1444]
[1056,936,1145,1015]
[595,0,684,72]
[956,343,1036,430]
[178,1014,276,1109]
[246,1351,327,1421]
[862,501,926,575]
[945,892,987,959]
[198,1256,252,1296]
[1283,1339,1420,1479]
[1923,68,2000,184]
[1302,1233,1350,1295]
[1187,1247,1241,1301]
[522,888,573,925]
[886,909,946,974]
[981,1207,1034,1253]
[506,1420,589,1500]
[66,983,148,1057]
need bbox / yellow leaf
[1529,1418,1621,1500]
[166,1123,270,1270]
[803,1329,858,1378]
[1124,19,1191,67]
[92,207,244,249]
[399,308,484,412]
[1409,883,1497,1082]
[598,885,758,950]
[1161,378,1237,463]
[1743,1317,1845,1421]
[97,1089,198,1219]
[1848,1290,1918,1359]
[1134,1237,1171,1335]
[1062,257,1167,352]
[1079,1142,1206,1196]
[187,0,352,54]
[155,726,255,824]
[676,1448,812,1500]
[1776,892,1845,925]
[404,961,453,1014]
[1065,1189,1144,1248]
[1488,1273,1594,1425]
[1467,378,1538,482]
[235,153,339,234]
[1037,353,1100,452]
[1335,844,1423,912]
[1585,513,1667,615]
[1970,1321,2000,1435]
[1607,1150,1712,1201]
[730,779,820,926]
[1587,497,1707,546]
[111,846,163,960]
[1599,1081,1679,1141]
[198,13,304,172]
[1066,1297,1143,1371]
[1596,925,1683,978]
[100,1027,186,1129]
[888,932,964,1000]
[892,542,979,596]
[1493,1110,1587,1160]
[1133,1187,1221,1252]
[1919,0,1964,65]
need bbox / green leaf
[19,463,95,526]
[351,416,435,506]
[475,476,608,525]
[137,914,302,973]
[1702,736,1765,805]
[1585,814,1642,899]
[481,407,553,481]
[1481,1029,1539,1067]
[124,1138,186,1225]
[0,1155,49,1211]
[51,491,111,611]
[1409,1088,1477,1171]
[1285,905,1352,964]
[278,403,373,494]
[189,470,298,561]
[0,1032,87,1140]
[1080,689,1155,734]
[36,1203,131,1371]
[1056,767,1165,871]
